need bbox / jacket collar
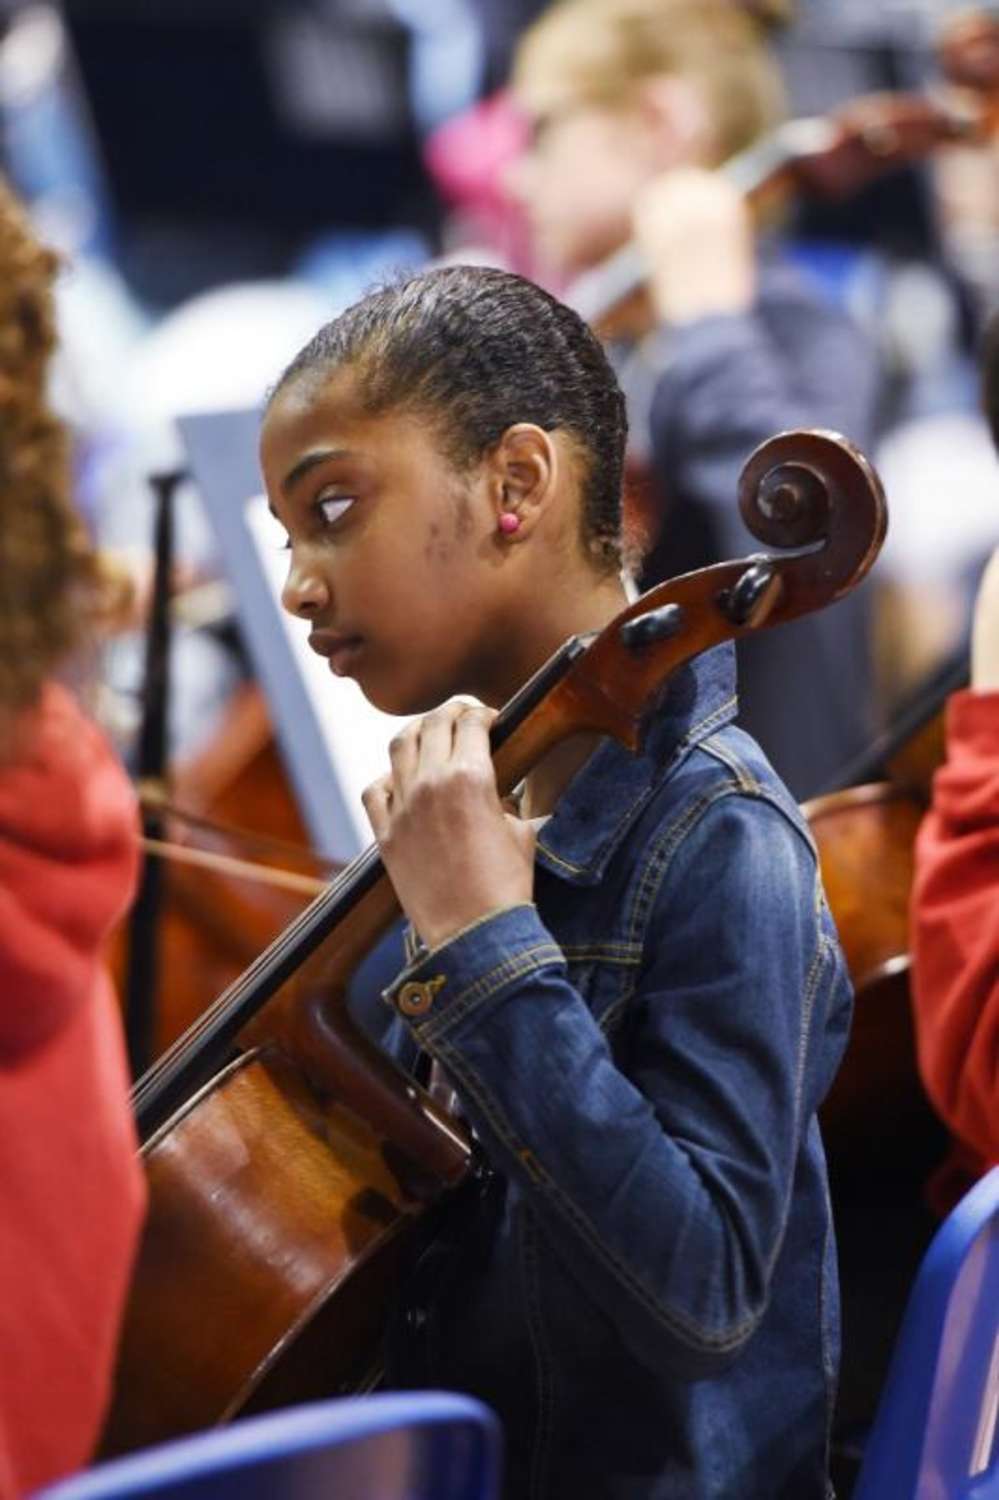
[535,642,737,886]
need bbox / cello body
[101,1045,465,1454]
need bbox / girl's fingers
[386,723,420,802]
[451,702,497,771]
[361,775,393,841]
[390,701,481,796]
[378,702,498,835]
[416,699,466,775]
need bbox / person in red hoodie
[910,312,999,1204]
[0,179,145,1498]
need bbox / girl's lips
[308,632,365,677]
[326,638,364,677]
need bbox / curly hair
[0,177,113,719]
[269,264,629,573]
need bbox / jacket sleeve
[911,689,999,1168]
[383,789,850,1378]
[647,296,880,557]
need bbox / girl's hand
[362,701,538,951]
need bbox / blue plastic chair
[853,1165,999,1500]
[33,1391,501,1500]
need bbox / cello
[101,426,886,1455]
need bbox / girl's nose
[281,559,330,619]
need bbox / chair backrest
[33,1391,501,1500]
[853,1165,999,1500]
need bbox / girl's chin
[360,675,450,719]
[358,650,477,716]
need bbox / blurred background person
[770,0,999,721]
[505,0,882,798]
[0,174,144,1500]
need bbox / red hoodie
[911,688,999,1197]
[0,683,145,1499]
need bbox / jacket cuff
[382,903,565,1044]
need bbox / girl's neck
[519,730,604,821]
[517,569,631,819]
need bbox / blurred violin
[569,8,999,334]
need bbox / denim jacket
[372,643,852,1500]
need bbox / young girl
[0,180,145,1498]
[260,264,853,1500]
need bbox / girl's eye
[318,495,355,526]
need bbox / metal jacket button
[396,975,446,1017]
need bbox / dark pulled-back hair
[270,264,629,572]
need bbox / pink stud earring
[498,511,521,535]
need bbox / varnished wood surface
[102,1049,435,1455]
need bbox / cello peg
[718,561,783,628]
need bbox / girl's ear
[489,423,557,543]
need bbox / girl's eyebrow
[281,447,355,494]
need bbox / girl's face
[260,369,516,716]
[506,100,657,277]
